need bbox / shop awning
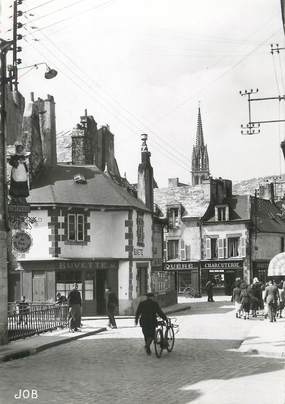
[268,252,285,276]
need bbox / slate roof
[204,195,251,222]
[27,164,150,211]
[251,196,285,233]
[154,184,210,218]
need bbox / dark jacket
[68,289,81,306]
[232,287,241,303]
[135,298,167,327]
[264,285,279,304]
[107,291,118,309]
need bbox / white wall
[18,210,50,260]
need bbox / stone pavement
[0,301,191,363]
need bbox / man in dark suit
[264,280,280,322]
[135,292,167,355]
[68,283,82,331]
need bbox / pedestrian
[232,283,242,318]
[278,281,285,318]
[264,279,280,322]
[135,292,167,355]
[56,292,67,305]
[249,278,262,317]
[17,296,29,326]
[67,283,82,332]
[205,278,214,302]
[240,282,250,319]
[105,287,118,329]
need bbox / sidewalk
[238,316,285,358]
[0,301,192,363]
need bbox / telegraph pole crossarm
[240,88,285,133]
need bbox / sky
[1,0,285,187]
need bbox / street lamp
[17,62,58,80]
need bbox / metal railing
[8,302,69,341]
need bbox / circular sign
[12,231,32,253]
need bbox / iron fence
[8,302,69,341]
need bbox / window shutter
[240,237,246,257]
[218,238,224,258]
[185,244,191,260]
[163,240,167,262]
[224,238,228,258]
[206,238,211,259]
[180,239,185,260]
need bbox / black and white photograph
[0,0,285,403]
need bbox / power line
[27,23,192,166]
[24,29,191,173]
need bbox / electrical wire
[23,30,192,173]
[25,0,57,13]
[24,0,117,36]
[24,0,93,25]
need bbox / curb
[83,305,191,321]
[239,347,285,359]
[0,327,107,363]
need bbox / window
[137,212,144,246]
[215,205,229,221]
[228,237,240,257]
[168,240,179,260]
[281,237,285,252]
[168,207,180,229]
[217,207,226,221]
[206,237,218,259]
[67,213,85,242]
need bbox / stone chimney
[137,134,154,211]
[210,177,232,204]
[168,178,179,188]
[40,94,57,167]
[258,181,274,202]
[71,110,97,165]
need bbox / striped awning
[268,252,285,276]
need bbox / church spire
[191,106,210,186]
[195,107,204,147]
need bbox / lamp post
[0,38,13,345]
[18,63,58,80]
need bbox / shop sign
[201,261,243,270]
[253,261,269,270]
[12,230,32,253]
[163,261,199,271]
[58,261,117,271]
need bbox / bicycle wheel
[154,329,163,358]
[166,325,175,352]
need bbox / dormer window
[167,204,182,229]
[215,205,229,221]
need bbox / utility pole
[0,39,13,345]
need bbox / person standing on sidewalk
[105,287,118,329]
[232,283,242,318]
[68,283,82,332]
[135,292,167,355]
[264,280,279,322]
[205,279,215,302]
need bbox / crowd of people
[232,277,285,322]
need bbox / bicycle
[154,318,179,358]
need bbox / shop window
[67,213,85,242]
[228,237,240,257]
[137,212,144,246]
[168,240,179,260]
[84,279,94,300]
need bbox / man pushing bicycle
[135,292,167,355]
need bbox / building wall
[252,232,285,260]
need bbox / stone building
[154,176,285,296]
[8,107,176,314]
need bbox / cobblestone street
[0,300,284,404]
